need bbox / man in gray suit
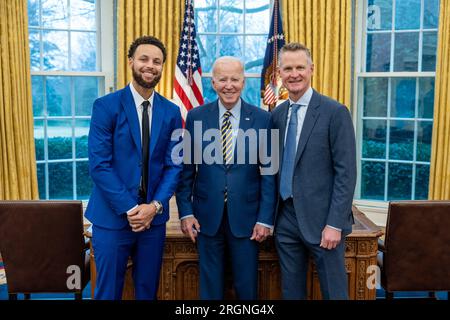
[272,42,356,300]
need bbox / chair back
[382,201,450,291]
[0,200,87,293]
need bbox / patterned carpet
[0,263,5,285]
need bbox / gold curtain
[117,0,184,97]
[429,0,450,200]
[281,0,352,107]
[0,0,38,200]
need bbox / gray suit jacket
[272,90,357,244]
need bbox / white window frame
[352,0,438,219]
[197,0,273,106]
[30,0,114,200]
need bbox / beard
[132,67,162,89]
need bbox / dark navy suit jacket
[176,99,276,237]
[85,85,183,229]
[272,90,357,244]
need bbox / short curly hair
[127,35,167,62]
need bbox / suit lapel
[294,90,321,166]
[206,101,220,131]
[276,101,290,168]
[121,85,141,151]
[149,93,167,156]
[231,100,254,168]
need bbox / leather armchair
[0,201,90,300]
[378,201,450,299]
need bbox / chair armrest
[378,238,386,252]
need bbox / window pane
[423,0,440,29]
[244,35,266,73]
[195,0,217,33]
[76,161,93,200]
[48,162,73,199]
[219,0,243,33]
[36,163,46,200]
[32,76,44,116]
[367,0,392,30]
[42,0,69,29]
[74,77,98,116]
[198,35,217,73]
[415,164,430,200]
[46,76,71,116]
[418,77,435,119]
[43,30,69,70]
[366,33,391,72]
[417,121,432,162]
[394,32,419,71]
[422,32,437,72]
[389,120,414,161]
[34,120,45,161]
[242,77,260,107]
[219,35,243,57]
[245,0,270,34]
[391,78,415,118]
[363,78,388,117]
[70,0,96,30]
[362,120,386,159]
[48,120,73,160]
[71,32,96,71]
[201,77,217,104]
[75,119,90,158]
[28,0,40,26]
[395,0,420,30]
[29,29,40,71]
[388,163,412,200]
[361,161,385,200]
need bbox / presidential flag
[173,0,204,121]
[261,0,285,109]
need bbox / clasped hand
[127,203,157,232]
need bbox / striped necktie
[221,110,233,202]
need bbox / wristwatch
[151,200,163,214]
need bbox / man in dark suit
[176,56,276,299]
[272,43,356,300]
[86,36,183,300]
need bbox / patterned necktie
[140,100,150,200]
[279,104,301,200]
[221,110,233,201]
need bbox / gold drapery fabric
[281,0,352,107]
[117,0,184,97]
[429,0,450,200]
[0,0,38,200]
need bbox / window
[355,0,440,202]
[28,0,113,200]
[195,0,271,107]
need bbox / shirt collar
[218,98,241,119]
[129,82,155,109]
[289,87,313,107]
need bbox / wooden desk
[88,203,382,300]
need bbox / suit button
[139,162,142,167]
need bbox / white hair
[212,56,244,78]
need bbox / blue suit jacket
[85,85,183,229]
[176,100,276,238]
[272,90,357,244]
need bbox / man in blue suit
[85,36,183,300]
[176,57,276,299]
[272,43,356,300]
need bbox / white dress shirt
[126,82,154,213]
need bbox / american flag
[261,0,285,108]
[173,0,204,121]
